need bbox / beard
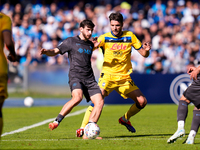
[82,32,91,40]
[112,29,122,37]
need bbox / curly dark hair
[80,19,95,29]
[109,12,123,24]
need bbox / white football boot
[167,129,185,143]
[185,136,194,144]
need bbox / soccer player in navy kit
[40,19,104,131]
[167,65,200,144]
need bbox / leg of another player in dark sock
[177,100,188,129]
[188,110,200,138]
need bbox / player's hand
[40,48,47,55]
[92,37,101,49]
[143,42,151,51]
[92,37,98,42]
[189,67,199,80]
[187,67,196,74]
[7,53,17,62]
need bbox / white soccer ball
[84,122,100,139]
[24,97,34,107]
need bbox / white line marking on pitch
[2,108,87,137]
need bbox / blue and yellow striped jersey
[98,31,142,75]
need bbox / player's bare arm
[138,42,151,58]
[188,66,200,80]
[3,30,17,62]
[40,48,60,56]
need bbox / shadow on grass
[102,133,189,139]
[59,133,200,145]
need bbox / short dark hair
[109,12,123,24]
[80,19,95,29]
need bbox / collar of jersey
[111,31,123,37]
[77,35,87,41]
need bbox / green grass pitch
[1,104,199,149]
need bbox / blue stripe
[135,45,143,50]
[105,37,131,43]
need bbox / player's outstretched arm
[40,48,60,56]
[138,42,151,58]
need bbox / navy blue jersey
[57,36,95,79]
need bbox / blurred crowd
[1,0,200,75]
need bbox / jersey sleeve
[57,38,71,55]
[2,15,12,32]
[131,33,142,50]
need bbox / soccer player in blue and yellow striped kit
[76,12,151,139]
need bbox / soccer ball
[24,97,34,107]
[84,122,100,139]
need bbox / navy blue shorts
[183,75,200,108]
[69,77,101,102]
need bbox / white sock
[188,130,196,138]
[178,120,184,129]
[53,120,59,125]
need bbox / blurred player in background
[0,12,17,139]
[76,12,151,139]
[167,65,200,144]
[40,19,104,132]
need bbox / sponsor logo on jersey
[73,83,77,87]
[78,48,92,54]
[110,43,127,50]
[78,48,83,53]
[169,74,192,105]
[84,49,92,54]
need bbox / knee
[178,100,189,108]
[72,96,83,106]
[137,97,147,108]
